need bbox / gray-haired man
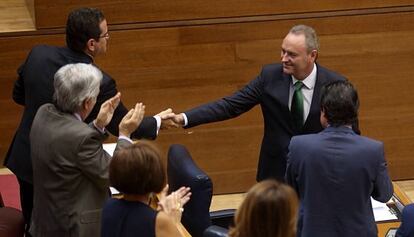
[29,63,143,237]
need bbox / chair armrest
[203,225,228,237]
[210,209,235,228]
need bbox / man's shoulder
[290,133,322,146]
[317,64,347,81]
[25,45,66,63]
[30,44,61,54]
[257,63,286,82]
[261,63,283,73]
[34,103,57,119]
[355,134,383,148]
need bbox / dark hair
[109,142,166,195]
[320,80,359,127]
[229,180,298,237]
[66,7,105,53]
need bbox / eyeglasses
[99,31,110,39]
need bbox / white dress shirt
[289,63,317,122]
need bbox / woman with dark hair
[101,142,191,237]
[229,180,298,237]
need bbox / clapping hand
[118,102,145,137]
[94,92,121,130]
[158,185,191,223]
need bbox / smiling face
[280,33,317,80]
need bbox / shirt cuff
[182,113,188,127]
[93,120,106,134]
[154,115,161,136]
[118,135,133,144]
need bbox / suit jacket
[4,45,157,183]
[29,104,131,237]
[396,203,414,237]
[285,126,393,237]
[184,63,346,181]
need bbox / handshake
[156,108,185,130]
[94,92,186,138]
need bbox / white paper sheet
[103,143,120,195]
[371,197,398,222]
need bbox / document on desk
[103,143,116,156]
[371,197,398,222]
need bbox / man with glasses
[4,7,173,236]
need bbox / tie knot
[294,81,304,90]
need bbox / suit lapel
[275,72,298,134]
[279,73,292,110]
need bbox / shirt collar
[292,63,317,89]
[73,113,82,121]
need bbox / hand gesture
[156,108,180,129]
[158,185,191,223]
[170,113,185,126]
[118,102,145,137]
[94,92,121,130]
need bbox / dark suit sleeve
[371,143,393,202]
[85,73,157,140]
[185,72,264,128]
[12,62,27,105]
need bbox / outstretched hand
[118,102,145,137]
[170,113,185,127]
[156,108,181,129]
[94,92,121,130]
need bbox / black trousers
[17,178,33,237]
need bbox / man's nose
[281,53,288,62]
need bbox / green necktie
[291,81,304,131]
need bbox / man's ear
[82,98,94,111]
[310,49,318,62]
[320,108,328,128]
[321,108,326,117]
[86,39,96,53]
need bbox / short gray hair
[53,63,102,113]
[289,25,319,52]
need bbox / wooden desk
[377,182,412,237]
[211,182,412,237]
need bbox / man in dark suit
[171,25,349,181]
[4,7,174,234]
[30,63,144,237]
[285,81,393,237]
[396,203,414,237]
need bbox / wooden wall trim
[2,5,413,37]
[110,5,414,31]
[33,0,414,29]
